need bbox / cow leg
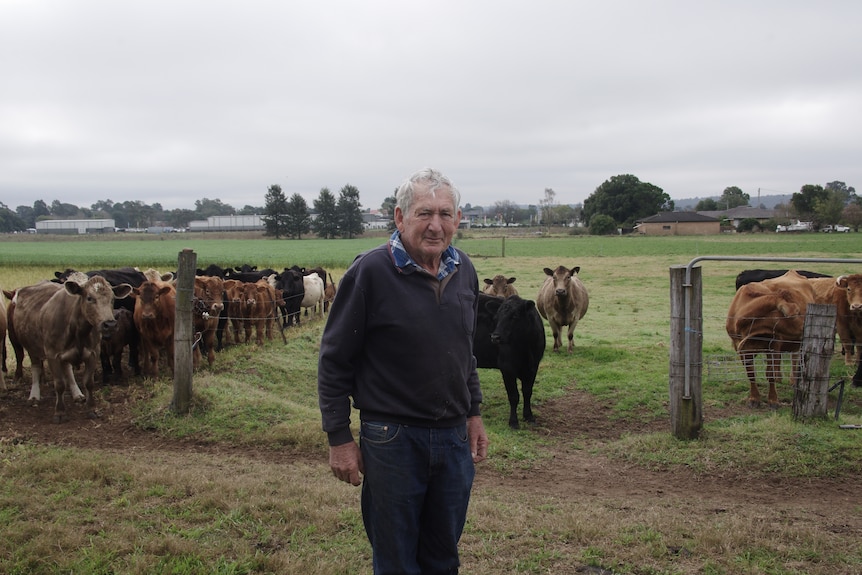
[502,374,521,429]
[549,319,562,353]
[566,323,575,354]
[521,375,536,425]
[765,352,782,409]
[128,329,141,376]
[740,352,762,407]
[28,361,45,406]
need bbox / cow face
[194,276,226,316]
[64,275,129,339]
[544,265,580,297]
[132,281,174,321]
[837,274,862,312]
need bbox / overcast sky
[2,1,860,214]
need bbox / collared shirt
[389,230,460,280]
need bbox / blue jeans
[360,421,475,575]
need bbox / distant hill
[673,194,792,211]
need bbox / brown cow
[132,280,177,379]
[805,274,862,373]
[536,265,589,353]
[726,270,816,408]
[193,275,226,366]
[482,275,519,298]
[11,276,132,422]
[0,291,7,389]
[323,273,337,313]
[234,280,280,345]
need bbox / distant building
[697,206,776,229]
[634,212,720,235]
[188,215,265,232]
[35,218,116,235]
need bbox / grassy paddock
[1,231,861,574]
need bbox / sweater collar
[389,230,460,280]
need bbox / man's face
[395,184,461,266]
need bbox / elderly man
[318,167,489,574]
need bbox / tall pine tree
[337,184,364,239]
[285,193,311,239]
[312,187,339,239]
[262,185,289,238]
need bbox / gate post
[172,248,197,414]
[669,265,703,439]
[792,303,837,421]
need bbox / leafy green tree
[312,187,339,239]
[791,184,827,219]
[33,199,49,219]
[843,204,862,231]
[494,200,520,226]
[262,184,289,238]
[381,193,397,232]
[336,184,364,239]
[51,199,80,217]
[815,189,846,228]
[720,186,749,209]
[194,197,235,219]
[284,193,311,239]
[165,208,195,229]
[736,218,760,232]
[15,205,35,227]
[0,203,26,232]
[588,213,616,235]
[582,174,672,228]
[695,198,718,211]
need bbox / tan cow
[11,276,132,422]
[726,270,816,408]
[536,265,589,353]
[482,275,519,298]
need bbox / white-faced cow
[536,265,589,353]
[12,276,132,422]
[482,275,518,298]
[726,270,816,408]
[474,294,546,428]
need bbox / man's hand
[329,441,364,486]
[467,416,489,463]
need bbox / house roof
[636,212,720,224]
[698,206,776,219]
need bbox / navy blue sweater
[317,242,482,447]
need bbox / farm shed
[188,215,265,232]
[697,206,776,230]
[35,218,116,235]
[634,212,719,236]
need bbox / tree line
[2,175,858,235]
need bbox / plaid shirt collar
[389,230,460,280]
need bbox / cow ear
[572,266,580,274]
[507,277,516,284]
[484,299,502,315]
[113,284,133,299]
[63,281,83,296]
[483,278,492,285]
[543,268,553,276]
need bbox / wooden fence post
[792,303,837,421]
[669,265,703,439]
[171,248,196,414]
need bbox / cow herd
[0,263,336,422]
[5,259,855,428]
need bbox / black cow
[734,269,832,291]
[474,294,546,429]
[276,268,305,327]
[100,307,136,383]
[196,264,229,278]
